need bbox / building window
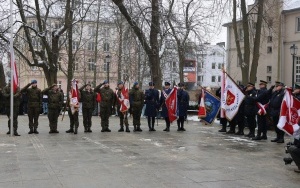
[218,76,221,82]
[211,76,216,82]
[88,26,96,36]
[297,17,300,32]
[267,46,272,54]
[74,63,78,71]
[103,61,108,72]
[198,75,203,82]
[212,63,216,69]
[267,66,272,73]
[296,57,300,82]
[103,28,110,38]
[218,63,222,69]
[88,42,95,51]
[104,42,110,52]
[72,41,79,50]
[88,59,95,71]
[267,36,273,42]
[267,76,272,83]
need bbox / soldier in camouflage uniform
[94,80,115,132]
[2,82,21,136]
[129,82,144,132]
[78,83,95,133]
[115,81,130,133]
[21,80,42,134]
[66,84,81,134]
[42,84,64,133]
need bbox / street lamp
[290,44,298,88]
[106,55,111,83]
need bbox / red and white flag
[70,79,79,114]
[277,88,300,138]
[221,73,245,121]
[165,87,178,123]
[256,102,268,115]
[9,48,18,94]
[198,89,206,118]
[116,86,130,113]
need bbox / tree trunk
[178,45,185,83]
[249,0,264,83]
[0,62,6,88]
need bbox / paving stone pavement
[0,114,299,188]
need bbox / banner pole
[9,0,14,137]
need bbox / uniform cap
[149,82,155,86]
[275,81,284,86]
[31,80,37,84]
[259,80,267,85]
[178,83,184,87]
[247,82,255,87]
[133,82,139,86]
[164,82,171,86]
[118,81,124,85]
[103,80,109,84]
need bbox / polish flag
[165,87,178,123]
[70,79,79,114]
[116,86,130,113]
[198,89,206,118]
[256,102,268,115]
[277,88,300,139]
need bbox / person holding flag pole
[177,83,189,131]
[115,81,130,133]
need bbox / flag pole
[9,0,14,137]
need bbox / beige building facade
[224,0,300,87]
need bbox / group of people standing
[216,79,299,144]
[0,79,189,136]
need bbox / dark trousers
[100,106,110,129]
[48,108,60,131]
[147,116,155,129]
[28,107,40,129]
[177,116,185,128]
[288,146,300,169]
[82,108,93,128]
[220,117,228,130]
[165,117,170,128]
[272,115,285,139]
[68,109,79,129]
[246,115,256,134]
[257,115,267,136]
[118,110,128,127]
[6,106,19,131]
[132,109,142,126]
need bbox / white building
[197,43,226,89]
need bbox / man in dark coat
[94,80,115,132]
[252,80,269,140]
[78,83,95,133]
[267,81,285,143]
[144,82,159,131]
[160,82,172,132]
[215,87,228,132]
[21,80,42,134]
[244,83,257,138]
[42,84,64,134]
[177,83,189,131]
[293,84,300,100]
[2,82,21,136]
[129,82,144,132]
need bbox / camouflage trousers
[6,106,19,131]
[28,106,40,129]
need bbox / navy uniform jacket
[160,88,172,118]
[267,88,285,117]
[256,87,269,105]
[244,89,257,116]
[144,88,159,117]
[177,89,189,117]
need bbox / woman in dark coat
[144,82,159,131]
[177,83,189,131]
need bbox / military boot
[125,125,130,133]
[177,122,181,131]
[181,125,186,131]
[252,132,262,140]
[261,133,267,140]
[33,127,39,134]
[28,127,34,134]
[14,130,20,136]
[66,128,74,133]
[6,130,10,135]
[118,126,124,132]
[133,125,137,132]
[74,128,78,134]
[151,124,156,131]
[84,127,88,133]
[87,127,92,133]
[137,125,142,132]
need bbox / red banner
[70,79,79,114]
[165,87,178,123]
[198,89,206,118]
[116,86,130,113]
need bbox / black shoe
[133,126,137,132]
[118,127,124,132]
[105,128,111,132]
[277,139,284,143]
[166,127,170,132]
[152,128,156,131]
[163,127,168,131]
[101,129,105,132]
[53,130,59,133]
[33,128,39,134]
[283,157,293,165]
[6,131,10,135]
[252,136,261,140]
[271,138,279,142]
[218,129,226,132]
[28,128,34,134]
[181,127,186,131]
[84,127,88,133]
[226,130,235,134]
[248,134,255,138]
[66,129,74,133]
[125,126,130,133]
[137,127,142,132]
[261,135,267,140]
[49,130,54,134]
[14,131,20,136]
[87,128,92,133]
